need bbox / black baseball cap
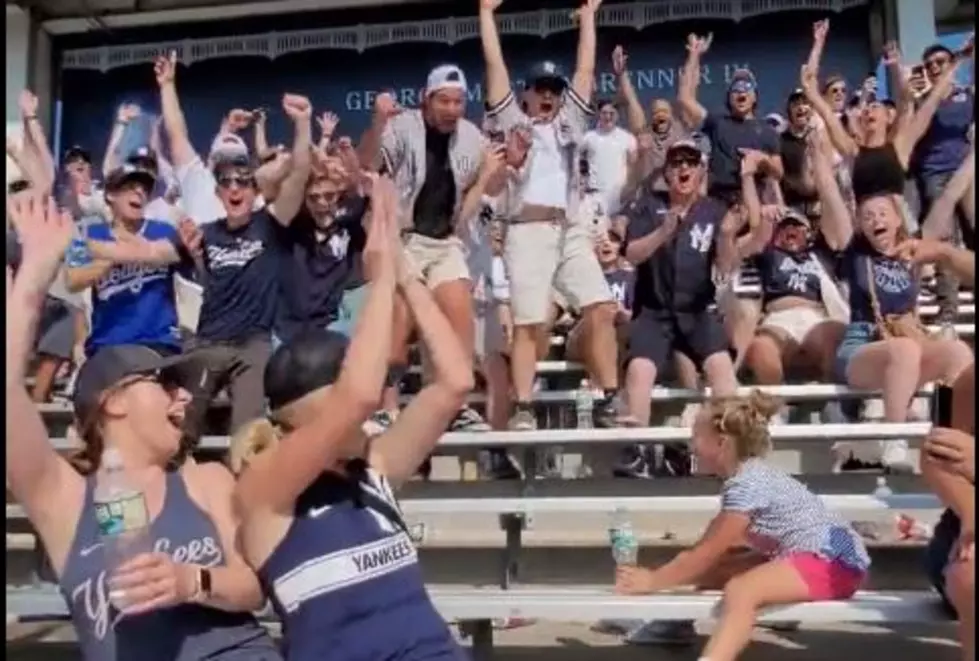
[524,61,568,90]
[72,346,197,427]
[62,145,92,166]
[264,329,350,413]
[126,146,158,171]
[212,153,255,179]
[786,88,807,104]
[104,162,157,193]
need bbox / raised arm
[893,57,967,166]
[800,63,858,158]
[805,19,830,74]
[357,93,403,174]
[732,153,772,259]
[234,177,400,515]
[613,46,646,134]
[267,95,313,226]
[922,146,975,240]
[809,128,853,250]
[368,259,473,489]
[569,0,602,103]
[103,105,140,177]
[6,196,85,568]
[155,51,197,168]
[479,0,512,109]
[17,91,56,195]
[677,33,712,129]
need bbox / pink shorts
[788,552,866,600]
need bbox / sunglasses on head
[217,174,256,189]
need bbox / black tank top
[851,143,906,203]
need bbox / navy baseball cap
[524,60,568,90]
[62,145,92,166]
[212,153,255,178]
[72,346,198,427]
[126,146,158,170]
[264,329,350,413]
[104,162,157,193]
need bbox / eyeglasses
[217,174,256,189]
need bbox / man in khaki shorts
[480,0,621,431]
[359,64,501,432]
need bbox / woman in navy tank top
[230,177,473,661]
[6,196,280,661]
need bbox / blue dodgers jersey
[66,219,182,357]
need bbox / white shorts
[760,306,829,345]
[504,221,611,326]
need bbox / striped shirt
[722,458,871,572]
[484,88,594,216]
[380,109,484,231]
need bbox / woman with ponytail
[5,195,278,661]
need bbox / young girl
[615,390,871,661]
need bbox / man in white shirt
[480,0,620,431]
[581,100,637,217]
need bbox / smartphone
[487,129,505,145]
[931,384,954,427]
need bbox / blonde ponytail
[228,418,282,475]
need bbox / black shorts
[627,308,732,371]
[925,509,961,618]
[36,297,76,361]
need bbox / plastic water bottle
[93,448,152,608]
[872,476,893,500]
[609,508,639,566]
[575,379,594,430]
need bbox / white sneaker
[882,440,915,474]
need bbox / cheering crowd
[4,0,977,659]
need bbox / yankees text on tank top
[258,460,465,661]
[58,470,280,661]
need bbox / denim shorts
[833,322,877,382]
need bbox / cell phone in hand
[488,129,505,145]
[931,384,954,427]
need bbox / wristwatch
[193,567,213,602]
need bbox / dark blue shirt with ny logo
[840,239,918,323]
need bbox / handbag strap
[863,256,890,337]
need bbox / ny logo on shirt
[689,224,714,254]
[329,230,351,259]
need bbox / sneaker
[613,445,650,478]
[450,406,491,432]
[363,409,397,436]
[593,397,620,429]
[882,441,915,474]
[484,449,522,480]
[624,620,697,646]
[508,407,537,431]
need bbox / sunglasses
[306,191,340,204]
[667,155,702,168]
[533,81,565,95]
[217,174,256,189]
[924,55,950,69]
[827,84,847,95]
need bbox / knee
[885,338,924,368]
[583,301,617,326]
[943,340,974,376]
[626,358,657,386]
[721,575,760,611]
[745,335,780,365]
[945,559,975,613]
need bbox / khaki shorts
[760,306,830,345]
[403,234,470,289]
[504,221,611,326]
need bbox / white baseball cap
[426,64,468,96]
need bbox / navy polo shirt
[197,209,286,342]
[701,113,781,193]
[622,192,726,313]
[276,195,369,343]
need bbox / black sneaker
[450,406,491,432]
[613,445,650,478]
[485,449,522,480]
[593,397,620,429]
